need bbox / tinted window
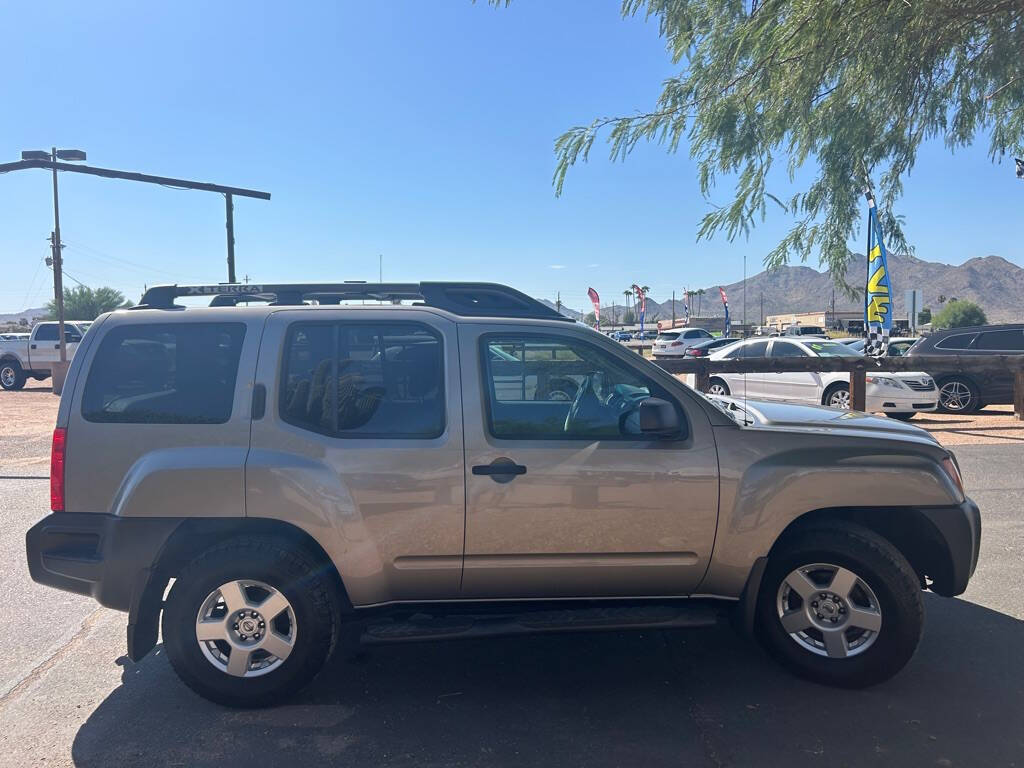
[771,341,808,357]
[280,322,444,439]
[935,333,977,350]
[975,330,1024,351]
[658,332,679,340]
[737,341,769,357]
[482,335,683,440]
[803,340,861,357]
[34,324,58,341]
[82,323,245,424]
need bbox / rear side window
[736,340,769,357]
[82,323,246,424]
[771,341,808,357]
[935,333,977,350]
[975,330,1024,351]
[280,322,444,439]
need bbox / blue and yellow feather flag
[864,189,892,356]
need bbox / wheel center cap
[241,619,256,633]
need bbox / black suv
[905,324,1024,413]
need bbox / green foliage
[46,285,132,321]
[917,307,932,325]
[583,311,597,325]
[932,300,986,329]
[623,310,636,325]
[544,0,1024,281]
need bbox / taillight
[670,341,682,347]
[50,427,66,512]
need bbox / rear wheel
[0,361,26,391]
[162,537,337,707]
[823,383,850,409]
[937,376,979,414]
[706,378,730,396]
[756,523,923,688]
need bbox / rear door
[247,309,466,605]
[458,324,719,599]
[973,329,1023,402]
[763,340,819,403]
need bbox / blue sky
[1,1,1021,314]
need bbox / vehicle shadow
[71,594,1024,767]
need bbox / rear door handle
[472,458,527,483]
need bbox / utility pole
[556,291,561,315]
[671,290,676,326]
[760,292,764,327]
[225,193,236,283]
[48,147,71,396]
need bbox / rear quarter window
[934,333,978,350]
[81,323,246,424]
[975,330,1024,351]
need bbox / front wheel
[756,523,923,688]
[823,383,850,410]
[162,537,337,707]
[886,412,916,421]
[706,377,730,396]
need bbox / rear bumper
[920,497,982,596]
[26,512,179,612]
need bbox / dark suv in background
[905,324,1024,413]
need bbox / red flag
[587,287,601,327]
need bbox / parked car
[783,324,829,339]
[26,281,979,707]
[0,321,91,390]
[684,336,741,357]
[652,327,714,357]
[634,330,657,340]
[706,337,938,419]
[845,337,919,357]
[609,330,633,341]
[903,324,1024,413]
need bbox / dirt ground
[0,378,1020,476]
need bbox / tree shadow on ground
[72,594,1024,767]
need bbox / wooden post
[1015,371,1024,421]
[850,367,867,412]
[695,362,711,393]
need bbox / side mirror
[637,397,682,437]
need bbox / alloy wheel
[195,580,297,678]
[707,383,728,396]
[828,389,851,409]
[939,380,973,412]
[776,563,882,658]
[0,366,15,388]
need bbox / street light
[20,147,88,394]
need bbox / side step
[359,601,723,645]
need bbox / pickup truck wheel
[0,361,26,391]
[756,523,923,688]
[162,537,336,708]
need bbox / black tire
[706,377,730,396]
[755,522,923,688]
[936,375,980,414]
[162,537,337,708]
[822,382,850,409]
[31,374,49,381]
[0,360,26,391]
[886,412,916,421]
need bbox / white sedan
[703,337,938,419]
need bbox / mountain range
[548,252,1024,324]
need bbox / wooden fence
[650,355,1024,420]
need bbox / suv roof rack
[134,281,572,321]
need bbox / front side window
[82,323,246,424]
[34,324,58,341]
[736,340,770,358]
[482,335,683,440]
[280,322,444,439]
[935,333,977,350]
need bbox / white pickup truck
[0,321,91,390]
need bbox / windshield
[804,340,862,357]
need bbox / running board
[359,602,722,645]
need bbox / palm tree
[622,289,633,327]
[697,288,706,316]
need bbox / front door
[762,340,819,403]
[459,326,720,599]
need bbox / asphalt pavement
[0,444,1022,767]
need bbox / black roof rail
[134,282,572,321]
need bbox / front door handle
[472,458,527,484]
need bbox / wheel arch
[735,506,956,635]
[128,517,350,662]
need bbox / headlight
[865,375,903,389]
[941,455,965,500]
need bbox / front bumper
[26,512,180,612]
[919,497,982,596]
[866,389,938,413]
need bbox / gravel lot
[2,379,1022,767]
